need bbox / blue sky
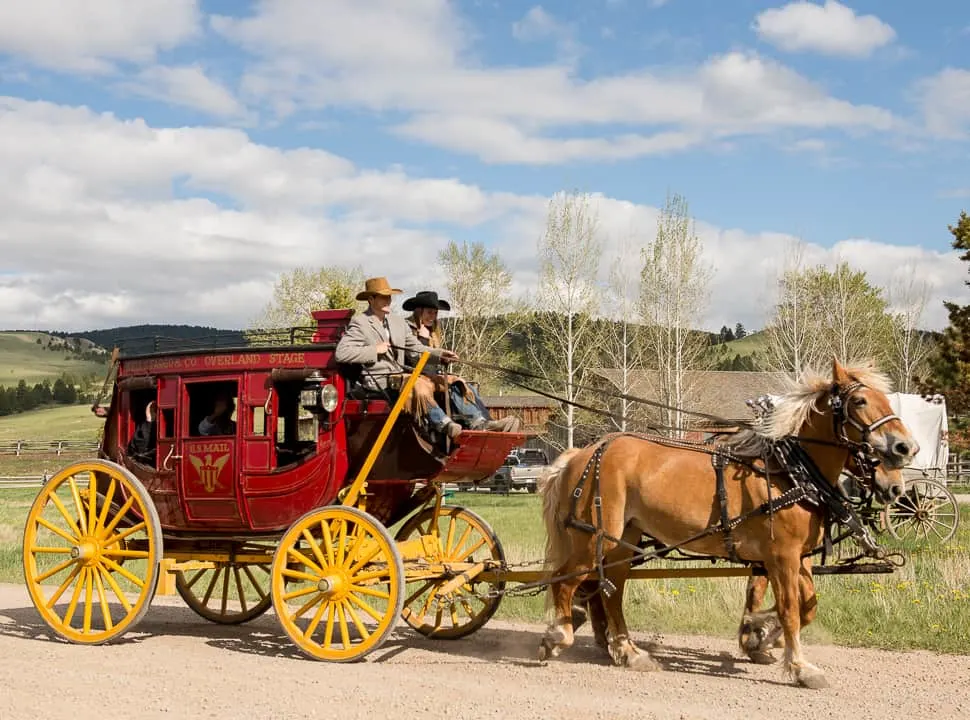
[0,0,968,332]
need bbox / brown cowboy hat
[402,290,451,312]
[355,276,403,301]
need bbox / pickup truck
[484,448,550,494]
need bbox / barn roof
[591,369,792,424]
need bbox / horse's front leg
[768,555,827,689]
[738,574,784,664]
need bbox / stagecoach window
[186,380,239,437]
[124,387,158,467]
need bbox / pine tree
[915,211,970,445]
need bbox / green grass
[0,331,108,388]
[720,330,768,356]
[0,404,103,442]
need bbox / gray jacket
[335,310,444,389]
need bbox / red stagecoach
[21,309,530,661]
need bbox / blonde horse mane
[724,360,893,458]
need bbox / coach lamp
[300,375,340,414]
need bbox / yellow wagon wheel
[270,505,405,662]
[175,545,273,625]
[22,459,162,644]
[395,505,506,640]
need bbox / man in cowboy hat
[336,277,465,439]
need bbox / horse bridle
[828,381,903,483]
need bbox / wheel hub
[70,540,99,566]
[317,574,347,599]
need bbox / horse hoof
[570,605,588,629]
[798,669,829,690]
[627,653,663,673]
[747,650,778,665]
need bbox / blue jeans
[424,379,490,430]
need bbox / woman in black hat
[402,290,520,433]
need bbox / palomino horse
[736,452,906,665]
[537,360,917,689]
[571,455,907,668]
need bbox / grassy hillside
[720,330,769,357]
[0,404,102,442]
[0,332,108,388]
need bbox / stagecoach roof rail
[110,325,326,359]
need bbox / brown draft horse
[735,454,906,665]
[574,457,907,668]
[537,359,918,689]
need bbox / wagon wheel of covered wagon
[883,478,960,544]
[394,505,506,640]
[175,543,274,625]
[270,505,405,662]
[22,459,162,644]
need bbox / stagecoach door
[175,376,243,525]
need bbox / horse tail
[539,447,582,567]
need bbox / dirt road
[0,582,967,720]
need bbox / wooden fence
[0,440,99,456]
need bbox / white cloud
[511,6,582,63]
[119,65,251,121]
[0,0,201,73]
[0,97,960,334]
[212,1,896,164]
[754,1,896,58]
[914,68,970,139]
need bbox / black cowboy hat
[402,290,451,312]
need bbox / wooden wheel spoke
[335,520,348,568]
[201,567,223,606]
[233,568,248,613]
[31,546,72,554]
[46,564,82,608]
[287,547,325,576]
[303,597,329,640]
[68,478,88,536]
[289,592,323,622]
[451,537,487,563]
[184,568,208,590]
[281,567,320,583]
[242,565,268,600]
[36,517,78,544]
[350,584,390,600]
[47,493,83,539]
[62,568,86,627]
[98,563,133,612]
[449,525,472,557]
[220,565,230,616]
[335,602,351,648]
[283,585,319,602]
[35,557,77,584]
[93,567,113,631]
[346,540,383,576]
[101,556,145,589]
[95,478,117,534]
[86,477,98,538]
[302,528,329,572]
[104,521,147,547]
[346,592,383,623]
[319,521,336,565]
[82,566,95,634]
[98,495,135,541]
[341,599,371,641]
